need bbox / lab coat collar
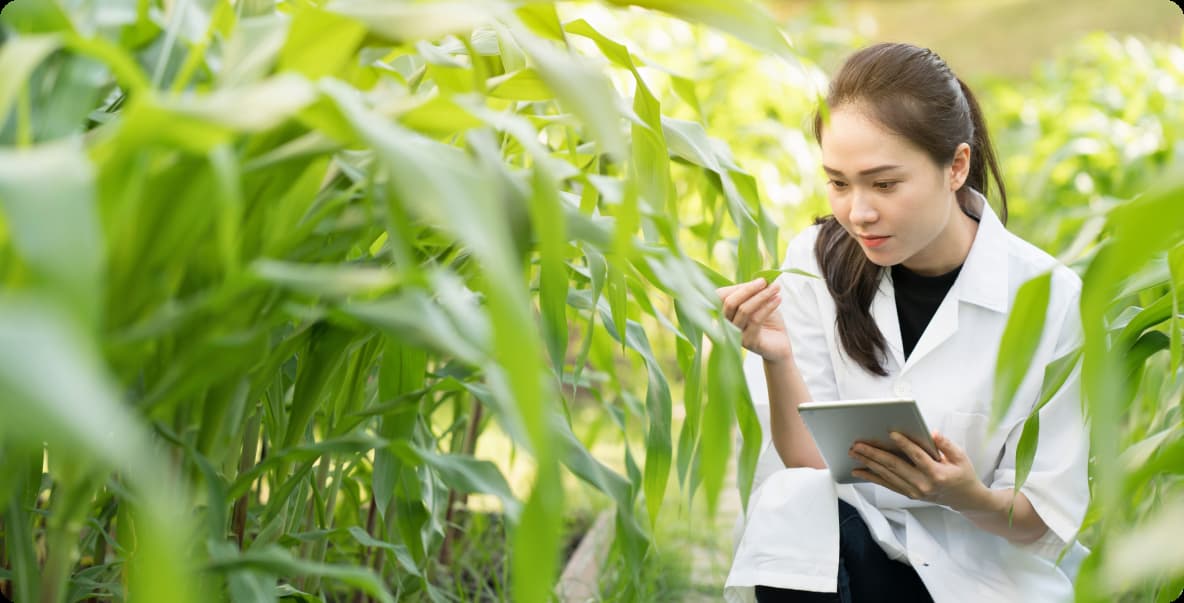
[870,188,1009,373]
[956,189,1009,314]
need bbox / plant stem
[40,510,82,603]
[438,398,484,566]
[233,409,261,549]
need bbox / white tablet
[797,398,940,484]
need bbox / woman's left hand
[850,431,987,511]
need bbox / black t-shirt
[892,209,983,358]
[892,262,962,359]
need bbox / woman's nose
[848,190,878,225]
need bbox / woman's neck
[900,203,979,276]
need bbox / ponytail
[956,77,1008,224]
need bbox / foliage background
[0,1,1182,602]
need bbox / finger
[747,288,783,327]
[852,468,908,496]
[933,432,965,463]
[721,279,767,322]
[715,278,762,299]
[715,284,741,300]
[740,292,784,349]
[852,458,920,499]
[852,442,929,486]
[890,432,939,470]
[734,283,780,331]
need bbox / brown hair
[810,43,1008,376]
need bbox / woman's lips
[859,234,890,248]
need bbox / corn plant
[0,0,809,601]
[983,33,1184,602]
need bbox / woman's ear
[950,142,971,190]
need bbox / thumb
[933,431,965,463]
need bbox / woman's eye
[874,181,898,190]
[828,180,848,189]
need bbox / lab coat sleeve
[989,276,1089,560]
[777,229,840,404]
[743,228,840,489]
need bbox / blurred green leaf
[403,443,523,520]
[280,5,367,80]
[0,140,102,327]
[750,267,820,284]
[252,260,402,298]
[327,0,513,43]
[604,0,793,61]
[1101,500,1184,594]
[207,544,394,603]
[991,272,1051,429]
[0,35,61,124]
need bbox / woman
[720,43,1089,602]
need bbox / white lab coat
[725,190,1090,603]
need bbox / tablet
[797,398,939,484]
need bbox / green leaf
[0,140,102,328]
[0,297,197,603]
[1100,499,1184,594]
[0,35,62,125]
[280,5,367,79]
[277,584,323,602]
[512,465,563,603]
[702,336,741,515]
[509,22,627,160]
[514,3,565,41]
[344,527,420,577]
[1169,244,1184,382]
[0,1,74,34]
[486,68,554,101]
[604,0,794,62]
[1012,414,1040,503]
[404,444,523,520]
[328,0,513,43]
[530,165,570,374]
[339,294,487,365]
[750,267,820,284]
[373,338,427,517]
[662,117,727,172]
[990,272,1052,430]
[252,260,403,298]
[282,324,356,449]
[676,337,704,487]
[206,544,395,603]
[624,321,672,529]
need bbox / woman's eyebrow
[822,164,903,176]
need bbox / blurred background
[769,0,1184,77]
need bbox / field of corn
[0,1,1182,602]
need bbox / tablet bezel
[797,398,939,484]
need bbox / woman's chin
[861,250,897,267]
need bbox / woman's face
[819,106,972,275]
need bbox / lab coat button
[894,380,912,397]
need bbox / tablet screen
[798,399,938,484]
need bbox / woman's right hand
[715,278,792,363]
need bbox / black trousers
[755,500,933,603]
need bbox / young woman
[719,43,1090,603]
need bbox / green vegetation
[0,1,1181,602]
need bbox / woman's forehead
[820,108,927,173]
